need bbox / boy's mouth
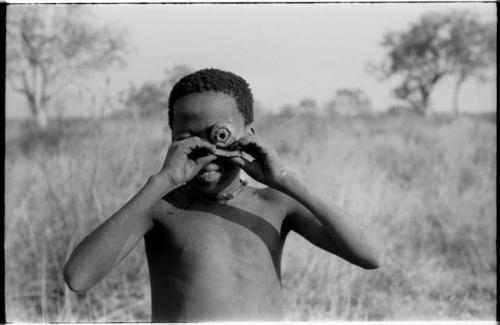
[200,162,220,172]
[195,163,222,182]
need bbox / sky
[5,2,497,117]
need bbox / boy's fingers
[242,134,266,147]
[213,148,242,158]
[181,137,216,153]
[196,154,217,167]
[238,136,267,157]
[229,156,251,170]
[192,139,216,151]
[177,136,206,146]
[238,134,259,146]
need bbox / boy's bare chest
[145,195,287,320]
[146,197,286,280]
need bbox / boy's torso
[145,186,290,322]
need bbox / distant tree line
[278,88,372,118]
[7,6,495,128]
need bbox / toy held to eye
[209,124,242,158]
[209,124,237,148]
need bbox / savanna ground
[5,109,496,321]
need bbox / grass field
[4,110,496,321]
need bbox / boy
[63,68,380,322]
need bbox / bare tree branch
[6,5,130,127]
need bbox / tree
[298,98,317,111]
[162,64,193,90]
[122,82,168,118]
[444,11,496,114]
[374,10,496,115]
[122,64,193,119]
[327,88,371,116]
[6,5,129,127]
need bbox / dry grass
[5,111,496,321]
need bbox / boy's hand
[229,134,287,189]
[159,137,217,188]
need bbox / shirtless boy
[63,68,380,322]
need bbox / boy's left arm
[278,173,380,269]
[230,134,381,269]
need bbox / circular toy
[209,124,237,148]
[209,124,243,158]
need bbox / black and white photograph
[4,1,497,322]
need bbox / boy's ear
[245,125,255,135]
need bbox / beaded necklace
[181,179,248,203]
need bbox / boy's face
[171,91,248,194]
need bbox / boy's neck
[184,174,247,203]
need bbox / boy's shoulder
[250,185,288,204]
[244,185,293,215]
[150,188,188,219]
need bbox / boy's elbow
[344,251,381,270]
[361,247,382,270]
[63,264,90,293]
[360,256,380,270]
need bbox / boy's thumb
[196,154,217,166]
[229,156,250,169]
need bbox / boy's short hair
[168,68,254,128]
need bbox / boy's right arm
[63,174,172,293]
[63,137,217,293]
